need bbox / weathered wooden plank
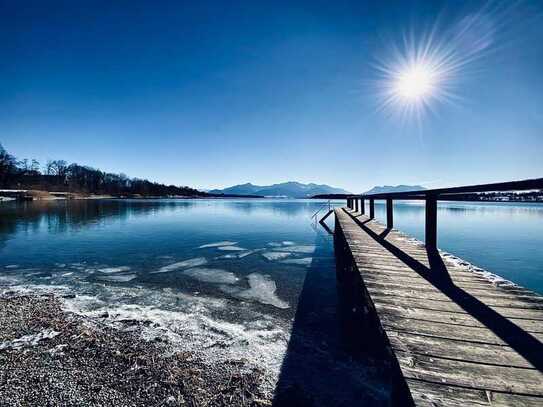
[375,303,543,333]
[357,264,511,283]
[335,208,543,403]
[364,280,543,303]
[366,285,543,310]
[406,379,490,406]
[396,351,543,395]
[360,272,525,291]
[371,295,543,320]
[387,331,535,368]
[407,379,543,407]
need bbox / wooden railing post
[369,198,375,219]
[425,195,437,251]
[361,199,365,215]
[355,198,359,212]
[386,198,393,229]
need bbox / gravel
[0,292,270,406]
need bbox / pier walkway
[334,206,543,406]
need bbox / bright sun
[394,63,437,101]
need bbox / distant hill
[209,182,351,198]
[364,185,426,195]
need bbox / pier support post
[386,198,393,229]
[354,199,359,212]
[369,199,375,219]
[425,196,437,251]
[361,199,365,215]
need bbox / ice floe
[198,241,238,249]
[267,241,295,247]
[217,246,247,251]
[223,273,289,309]
[184,268,239,284]
[261,252,291,261]
[217,249,260,260]
[96,274,138,282]
[0,329,60,351]
[152,257,208,273]
[281,257,313,267]
[273,245,316,254]
[98,266,131,274]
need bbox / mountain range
[209,182,351,198]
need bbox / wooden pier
[332,179,543,406]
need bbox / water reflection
[1,199,542,294]
[0,199,341,240]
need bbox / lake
[1,198,542,403]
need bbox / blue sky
[1,0,542,193]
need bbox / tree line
[0,143,205,197]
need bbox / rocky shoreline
[0,292,270,406]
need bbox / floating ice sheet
[198,241,238,249]
[223,273,289,309]
[98,266,131,274]
[152,257,208,273]
[273,245,316,254]
[96,274,138,282]
[217,246,247,251]
[184,268,239,284]
[281,257,313,267]
[217,250,260,260]
[261,252,291,261]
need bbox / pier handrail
[311,199,332,220]
[345,177,543,251]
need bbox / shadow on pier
[272,231,392,407]
[347,209,543,373]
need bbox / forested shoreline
[0,143,205,197]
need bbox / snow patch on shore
[54,284,289,395]
[0,330,60,351]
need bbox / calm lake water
[1,198,542,403]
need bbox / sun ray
[370,2,521,125]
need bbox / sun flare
[373,8,502,123]
[394,63,437,101]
